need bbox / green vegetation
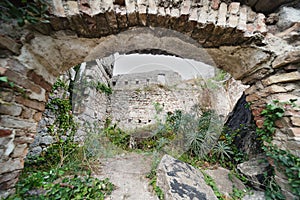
[0,76,14,93]
[0,0,50,26]
[7,77,114,200]
[8,169,113,200]
[84,80,113,95]
[202,171,225,199]
[147,152,165,200]
[255,99,300,199]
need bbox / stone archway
[0,0,299,198]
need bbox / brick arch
[0,0,299,198]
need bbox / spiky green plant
[212,141,233,161]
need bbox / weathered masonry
[0,0,299,198]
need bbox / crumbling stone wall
[112,70,182,89]
[111,75,202,130]
[0,0,299,198]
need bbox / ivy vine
[256,99,300,198]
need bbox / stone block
[156,7,167,27]
[255,119,264,128]
[0,116,36,129]
[0,67,7,75]
[20,107,34,119]
[0,35,21,55]
[33,112,43,122]
[264,85,287,94]
[228,2,240,14]
[237,154,270,190]
[211,0,220,10]
[255,13,267,33]
[284,64,299,72]
[181,0,191,15]
[157,155,218,200]
[262,71,300,86]
[0,130,12,138]
[12,144,27,158]
[198,3,209,24]
[246,94,260,102]
[137,3,147,26]
[207,8,218,24]
[228,14,239,28]
[272,51,300,69]
[0,104,22,117]
[0,171,20,185]
[251,107,264,117]
[52,0,65,17]
[287,128,300,137]
[95,14,111,36]
[15,96,45,112]
[205,167,246,198]
[0,158,23,174]
[65,1,79,16]
[27,70,52,92]
[238,6,247,30]
[291,117,300,127]
[4,69,42,94]
[14,136,35,144]
[0,177,18,191]
[189,7,198,22]
[217,3,227,26]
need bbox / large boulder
[157,155,218,200]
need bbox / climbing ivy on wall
[256,99,300,199]
[8,77,114,200]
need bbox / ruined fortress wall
[29,57,114,156]
[112,70,183,90]
[110,85,202,130]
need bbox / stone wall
[112,70,183,89]
[110,69,248,130]
[27,56,114,157]
[111,80,201,130]
[72,56,113,142]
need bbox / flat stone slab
[205,167,246,198]
[157,154,218,200]
[96,152,158,200]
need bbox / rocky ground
[93,152,266,200]
[95,152,158,200]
